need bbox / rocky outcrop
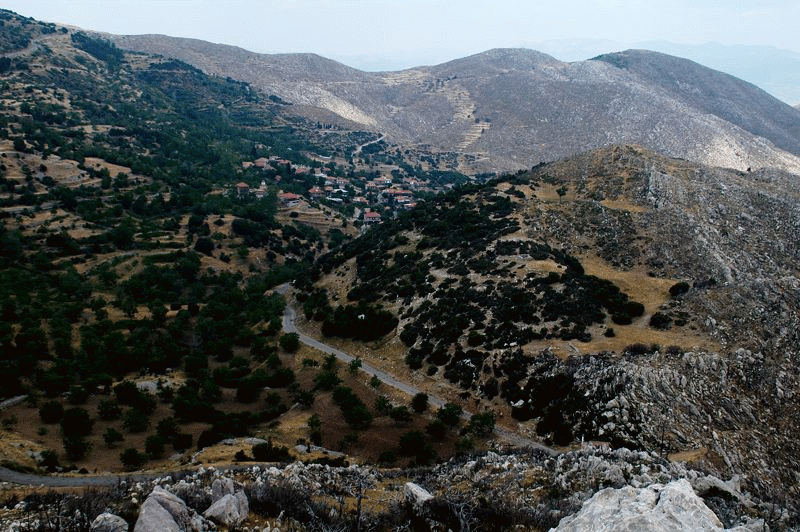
[0,454,789,531]
[204,493,249,528]
[404,482,434,510]
[549,479,764,532]
[203,477,249,527]
[134,486,210,532]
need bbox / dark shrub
[669,281,690,297]
[252,439,291,462]
[39,400,63,424]
[649,312,672,330]
[120,448,147,470]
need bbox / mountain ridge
[592,49,800,158]
[529,38,800,105]
[108,34,800,175]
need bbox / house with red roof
[279,192,301,207]
[363,211,382,224]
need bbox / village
[235,153,447,229]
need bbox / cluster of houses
[238,155,432,226]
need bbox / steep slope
[592,49,800,159]
[108,37,800,175]
[311,144,798,358]
[111,34,380,127]
[300,144,799,508]
[0,11,379,474]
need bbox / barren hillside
[111,36,800,175]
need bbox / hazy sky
[5,0,800,69]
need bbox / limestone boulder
[549,479,764,532]
[203,491,249,527]
[90,512,129,532]
[134,486,210,532]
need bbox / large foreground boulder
[134,486,210,532]
[549,479,764,532]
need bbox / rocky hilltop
[111,35,800,174]
[0,445,776,530]
[300,144,799,521]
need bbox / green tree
[322,353,337,371]
[120,448,147,471]
[172,433,193,451]
[348,357,362,375]
[123,408,149,433]
[332,386,373,430]
[145,435,165,458]
[113,380,140,405]
[399,430,425,456]
[279,332,300,353]
[313,370,341,391]
[103,427,124,448]
[411,392,429,414]
[307,413,322,446]
[236,377,262,403]
[63,435,90,461]
[389,406,412,425]
[466,411,496,437]
[436,403,463,427]
[252,439,291,462]
[375,395,392,416]
[60,408,94,438]
[97,399,122,421]
[156,417,179,439]
[669,281,690,297]
[425,419,447,440]
[38,449,59,470]
[194,236,215,256]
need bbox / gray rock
[211,477,235,503]
[90,512,128,532]
[134,495,181,532]
[134,486,210,532]
[203,491,249,527]
[691,474,744,502]
[549,479,749,532]
[727,521,768,532]
[404,482,433,511]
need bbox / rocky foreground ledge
[0,444,785,531]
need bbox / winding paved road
[0,467,146,488]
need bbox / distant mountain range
[251,40,800,108]
[111,34,800,175]
[527,39,800,106]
